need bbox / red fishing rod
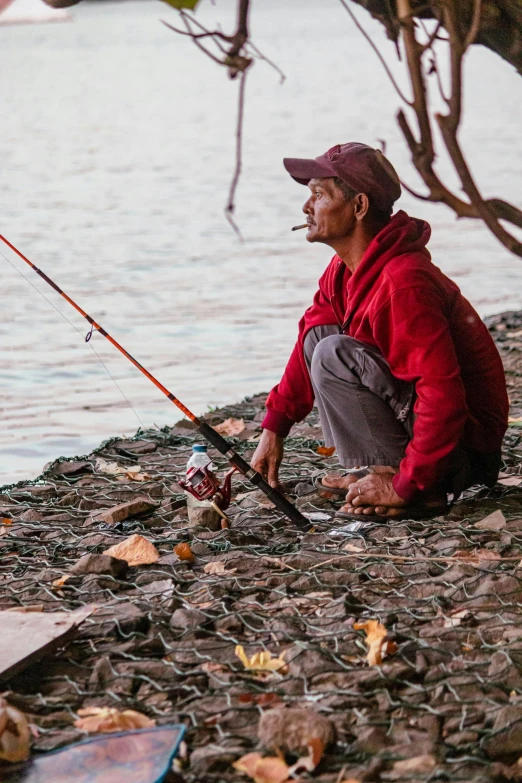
[0,234,309,529]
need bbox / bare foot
[320,472,361,492]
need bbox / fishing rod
[0,234,309,529]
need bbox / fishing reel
[178,465,238,524]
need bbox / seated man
[251,142,509,519]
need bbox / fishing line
[0,247,145,428]
[0,234,309,528]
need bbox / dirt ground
[2,310,522,782]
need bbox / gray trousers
[304,325,415,468]
[304,325,501,496]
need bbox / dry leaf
[343,543,364,553]
[74,706,155,733]
[95,458,128,476]
[235,645,288,674]
[124,469,152,482]
[214,417,246,436]
[233,752,290,783]
[103,534,159,566]
[238,693,282,707]
[201,661,227,674]
[174,542,195,563]
[392,754,436,775]
[316,446,335,456]
[354,619,395,666]
[204,561,237,576]
[498,476,522,486]
[52,575,71,589]
[443,609,471,628]
[1,518,12,525]
[288,738,324,775]
[454,548,501,565]
[0,697,31,762]
[474,510,506,530]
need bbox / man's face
[303,178,356,244]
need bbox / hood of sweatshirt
[341,210,431,329]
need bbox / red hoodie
[262,211,508,502]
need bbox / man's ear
[353,193,370,221]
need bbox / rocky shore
[2,311,522,782]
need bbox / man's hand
[342,471,406,516]
[251,429,284,489]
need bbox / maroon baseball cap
[283,142,401,213]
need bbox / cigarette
[291,223,309,231]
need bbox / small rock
[170,607,209,630]
[70,554,128,579]
[484,705,522,758]
[352,726,392,754]
[257,707,336,753]
[53,461,92,477]
[86,496,158,525]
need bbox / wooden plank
[0,607,94,683]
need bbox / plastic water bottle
[185,444,220,529]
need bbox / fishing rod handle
[198,422,310,529]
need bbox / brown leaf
[214,417,246,436]
[174,542,195,563]
[103,534,159,566]
[238,692,282,707]
[354,619,394,666]
[74,706,155,733]
[1,517,12,525]
[233,752,290,783]
[391,754,436,775]
[124,469,152,482]
[288,737,325,775]
[316,446,335,456]
[204,561,237,576]
[454,548,501,565]
[0,697,31,762]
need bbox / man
[251,142,508,520]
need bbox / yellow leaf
[0,697,31,762]
[103,534,159,566]
[74,707,155,733]
[214,417,246,436]
[235,645,288,674]
[354,619,395,666]
[52,575,71,589]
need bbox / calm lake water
[1,0,522,484]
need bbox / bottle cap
[192,444,208,452]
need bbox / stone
[257,707,336,753]
[169,607,209,631]
[53,461,92,477]
[484,705,522,758]
[352,726,392,754]
[70,554,128,579]
[86,496,158,525]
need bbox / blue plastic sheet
[1,725,186,783]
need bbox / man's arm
[253,258,342,484]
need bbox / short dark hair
[332,176,392,221]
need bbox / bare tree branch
[338,0,413,105]
[225,70,248,240]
